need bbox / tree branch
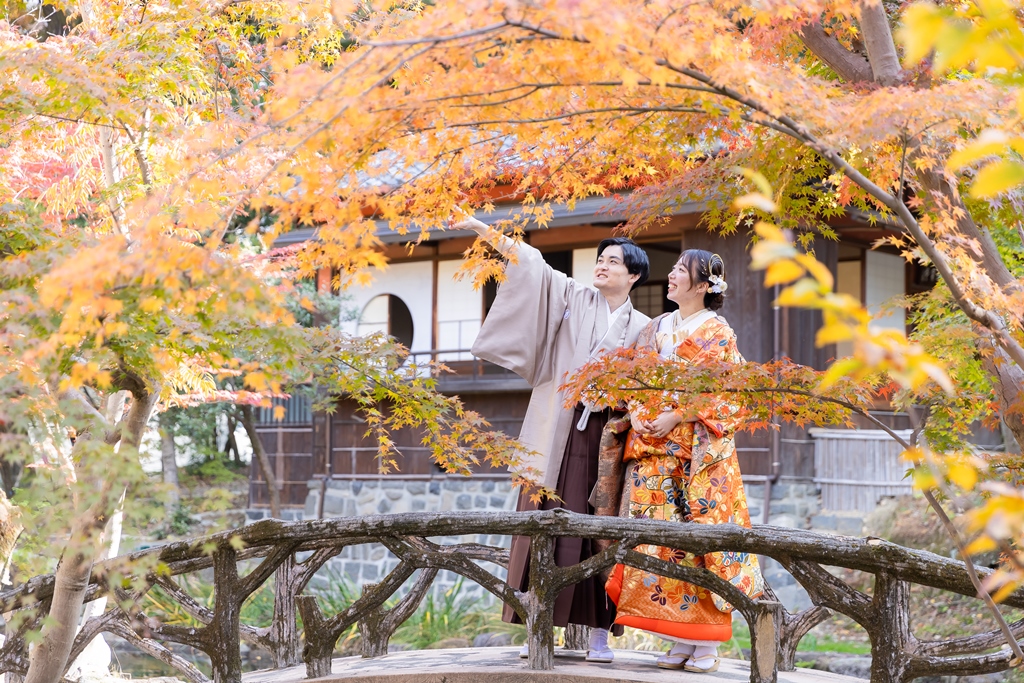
[782,559,873,625]
[380,536,525,616]
[798,20,874,83]
[154,575,215,624]
[361,20,509,46]
[107,617,210,683]
[917,618,1024,656]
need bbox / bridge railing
[0,510,1021,683]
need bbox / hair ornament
[707,253,727,294]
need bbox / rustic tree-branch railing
[0,509,1021,683]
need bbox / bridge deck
[244,647,861,683]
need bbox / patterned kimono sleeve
[691,327,743,439]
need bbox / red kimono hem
[612,615,732,642]
[607,564,732,643]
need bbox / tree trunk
[23,384,158,683]
[98,126,127,236]
[913,167,1024,451]
[159,420,180,517]
[858,0,902,85]
[226,414,241,466]
[562,624,589,651]
[68,491,125,678]
[240,405,281,519]
[981,344,1024,451]
[104,391,126,426]
[24,533,98,683]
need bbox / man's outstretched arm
[451,215,517,257]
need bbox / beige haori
[471,239,650,489]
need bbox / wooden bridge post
[563,624,589,651]
[295,595,334,679]
[269,554,301,668]
[208,547,243,683]
[524,534,556,670]
[869,571,913,683]
[747,601,782,683]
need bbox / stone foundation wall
[743,480,820,611]
[248,477,519,603]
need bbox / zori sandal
[585,647,614,663]
[683,655,720,673]
[656,649,689,670]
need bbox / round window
[357,294,414,348]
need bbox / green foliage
[144,574,276,628]
[311,571,524,651]
[188,486,240,513]
[904,285,998,453]
[184,458,247,486]
[168,506,193,536]
[287,278,354,328]
[393,578,488,649]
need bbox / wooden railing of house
[0,510,1021,683]
[407,348,525,385]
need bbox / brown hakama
[502,404,620,632]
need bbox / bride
[605,249,764,674]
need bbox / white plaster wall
[344,261,433,353]
[864,251,906,333]
[572,247,598,287]
[436,259,482,360]
[356,294,388,336]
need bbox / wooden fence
[811,428,914,512]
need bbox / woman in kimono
[605,250,764,674]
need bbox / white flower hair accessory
[707,253,727,293]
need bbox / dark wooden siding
[249,426,314,508]
[677,230,838,479]
[678,229,775,364]
[325,393,532,478]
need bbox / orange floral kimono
[606,313,764,643]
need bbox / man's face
[593,245,639,296]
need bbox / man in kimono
[454,215,651,662]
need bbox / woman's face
[667,257,707,306]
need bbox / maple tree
[5,0,1024,677]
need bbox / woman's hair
[678,249,727,310]
[597,237,650,291]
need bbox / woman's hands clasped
[629,408,684,439]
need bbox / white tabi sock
[588,628,609,652]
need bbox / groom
[455,215,650,662]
